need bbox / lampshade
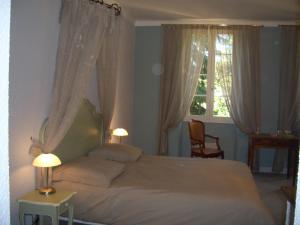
[112,128,128,137]
[32,153,61,168]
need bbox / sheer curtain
[213,26,261,168]
[96,19,120,141]
[273,25,300,172]
[158,25,207,155]
[42,0,118,153]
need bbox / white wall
[9,0,61,224]
[0,0,11,224]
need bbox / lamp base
[38,187,56,195]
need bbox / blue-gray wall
[132,26,280,167]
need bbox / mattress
[54,155,274,225]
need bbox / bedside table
[281,186,296,225]
[18,190,76,225]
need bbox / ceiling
[115,0,300,22]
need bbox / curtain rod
[89,0,121,16]
[135,19,300,27]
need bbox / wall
[132,26,281,167]
[0,0,11,224]
[132,27,161,154]
[9,0,61,224]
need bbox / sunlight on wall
[0,0,11,224]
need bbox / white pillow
[53,156,125,187]
[89,143,143,162]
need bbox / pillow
[88,143,143,162]
[53,156,125,187]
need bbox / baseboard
[259,166,287,174]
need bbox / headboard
[39,99,104,164]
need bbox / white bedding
[53,155,274,225]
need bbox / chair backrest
[188,119,205,147]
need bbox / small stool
[18,190,76,225]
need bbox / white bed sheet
[54,155,274,225]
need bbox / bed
[42,99,275,225]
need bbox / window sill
[185,115,233,124]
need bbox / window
[188,32,233,123]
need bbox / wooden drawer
[252,137,299,149]
[252,138,274,146]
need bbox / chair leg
[221,152,224,159]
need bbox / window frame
[186,31,233,124]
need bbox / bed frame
[39,98,104,164]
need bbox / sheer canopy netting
[96,23,120,140]
[273,25,300,172]
[158,25,207,155]
[32,0,120,154]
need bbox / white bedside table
[18,190,76,225]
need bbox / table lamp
[33,153,61,195]
[112,128,128,143]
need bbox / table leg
[248,144,255,171]
[287,148,291,179]
[247,142,251,166]
[68,204,74,225]
[51,215,59,225]
[293,147,299,186]
[19,207,25,225]
[38,215,44,225]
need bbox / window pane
[190,45,208,116]
[195,74,207,95]
[190,96,207,115]
[213,33,232,118]
[213,96,230,117]
[200,50,208,74]
[215,34,232,54]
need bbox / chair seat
[191,147,224,159]
[192,147,221,155]
[205,142,218,149]
[191,142,218,149]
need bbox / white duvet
[54,155,274,225]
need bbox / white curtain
[96,20,120,141]
[43,0,118,153]
[213,26,261,133]
[158,25,207,155]
[213,26,261,168]
[273,25,300,172]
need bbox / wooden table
[248,133,299,184]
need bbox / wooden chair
[188,119,224,159]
